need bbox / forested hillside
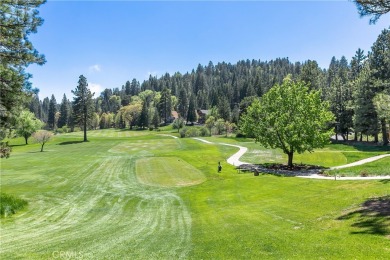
[28,27,390,144]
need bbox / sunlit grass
[1,129,389,259]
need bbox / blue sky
[27,0,390,101]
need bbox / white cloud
[88,82,102,95]
[89,64,101,73]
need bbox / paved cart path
[192,138,390,180]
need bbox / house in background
[196,109,209,124]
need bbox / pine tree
[29,94,42,120]
[158,87,172,125]
[41,97,50,123]
[177,87,189,119]
[47,95,57,130]
[353,66,380,141]
[369,27,390,144]
[218,96,231,122]
[187,94,197,124]
[353,0,390,24]
[72,75,94,142]
[58,94,69,128]
[0,0,46,144]
[138,101,149,129]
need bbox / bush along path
[192,138,390,180]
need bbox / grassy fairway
[1,129,389,259]
[136,157,206,187]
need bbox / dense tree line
[1,0,389,159]
[26,27,390,144]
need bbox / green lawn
[136,157,206,187]
[0,129,389,259]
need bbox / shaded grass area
[0,193,28,217]
[337,196,390,237]
[1,129,389,259]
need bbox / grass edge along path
[192,138,390,180]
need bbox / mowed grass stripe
[136,157,206,187]
[1,136,192,259]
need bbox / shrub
[73,127,81,132]
[0,193,28,217]
[185,127,200,137]
[179,128,188,138]
[200,127,210,137]
[0,142,12,158]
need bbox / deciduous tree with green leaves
[240,77,334,167]
[15,110,43,145]
[172,118,184,133]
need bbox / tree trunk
[24,136,28,145]
[374,133,378,143]
[354,132,358,141]
[83,119,87,142]
[360,133,363,142]
[287,152,294,168]
[381,118,389,145]
[40,144,44,152]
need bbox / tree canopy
[0,0,46,152]
[240,77,335,167]
[354,0,390,24]
[15,110,43,145]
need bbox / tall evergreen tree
[369,27,390,144]
[72,75,94,142]
[158,87,172,124]
[350,48,367,80]
[218,96,231,122]
[177,87,189,118]
[58,94,69,128]
[353,66,380,141]
[41,97,49,123]
[29,94,42,120]
[0,0,46,146]
[138,101,149,129]
[47,94,57,130]
[187,94,197,124]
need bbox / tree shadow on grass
[10,144,26,147]
[337,196,390,236]
[380,179,390,184]
[58,141,84,145]
[331,140,390,152]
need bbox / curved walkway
[159,134,179,139]
[329,154,390,170]
[192,138,390,180]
